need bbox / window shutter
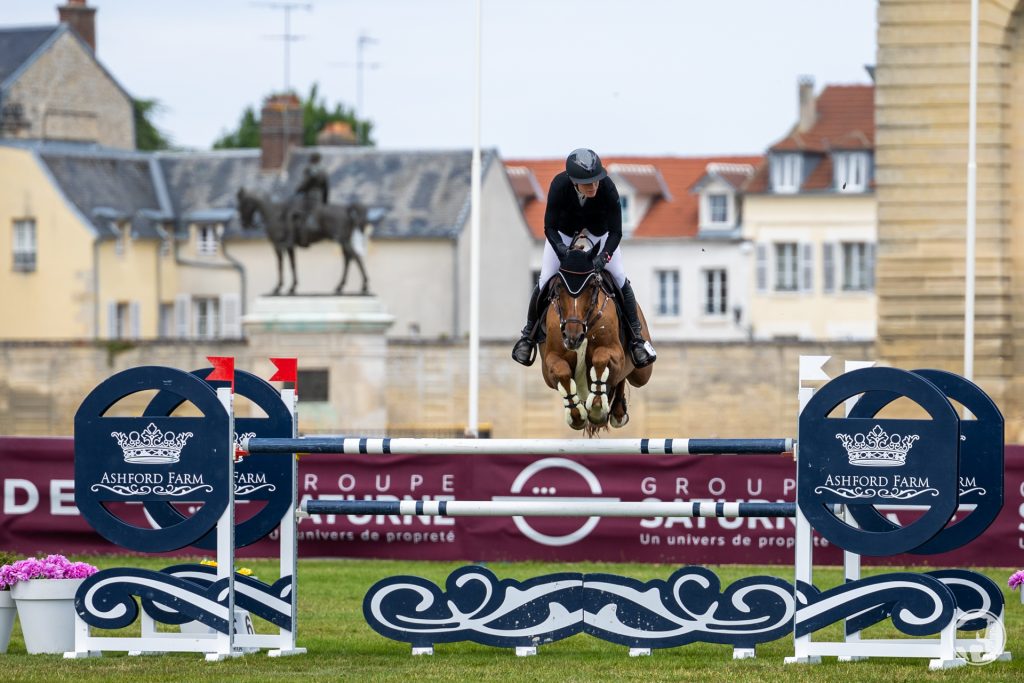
[800,243,814,293]
[130,301,141,340]
[220,292,242,338]
[106,301,118,339]
[755,244,767,293]
[823,243,835,294]
[866,242,876,291]
[174,293,191,339]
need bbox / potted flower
[0,554,98,654]
[1010,570,1024,604]
[0,551,18,654]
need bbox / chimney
[58,0,97,52]
[260,93,303,171]
[797,76,815,133]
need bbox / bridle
[552,271,611,349]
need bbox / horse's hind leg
[335,248,350,294]
[272,249,284,295]
[354,254,370,294]
[287,248,298,294]
[609,381,629,428]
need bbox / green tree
[133,98,173,151]
[212,84,373,149]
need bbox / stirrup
[629,339,656,368]
[512,336,537,367]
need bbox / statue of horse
[236,187,371,296]
[539,241,653,434]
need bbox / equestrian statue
[236,153,371,296]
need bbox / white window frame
[770,153,802,194]
[12,218,36,272]
[835,152,870,192]
[655,269,680,317]
[620,194,634,232]
[774,243,799,291]
[196,224,219,257]
[708,193,728,224]
[841,241,874,291]
[703,268,728,316]
[114,222,127,256]
[193,296,220,339]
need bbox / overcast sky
[6,0,877,158]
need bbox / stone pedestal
[242,296,394,434]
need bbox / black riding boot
[619,279,657,368]
[512,285,544,366]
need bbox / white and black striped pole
[301,499,796,518]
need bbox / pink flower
[0,554,98,589]
[1009,570,1024,591]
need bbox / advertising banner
[2,437,1023,567]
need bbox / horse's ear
[587,243,599,259]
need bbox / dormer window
[834,152,870,193]
[770,153,802,194]
[709,194,728,223]
[196,224,219,257]
[620,194,633,233]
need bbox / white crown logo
[836,424,918,467]
[111,423,193,464]
[234,431,256,463]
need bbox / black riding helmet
[566,148,607,185]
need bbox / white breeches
[538,230,626,289]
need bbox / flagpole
[466,0,482,437]
[964,0,978,384]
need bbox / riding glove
[592,251,611,272]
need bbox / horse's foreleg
[586,347,621,424]
[272,250,284,295]
[544,353,586,430]
[287,248,298,295]
[353,254,370,294]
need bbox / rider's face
[575,181,599,198]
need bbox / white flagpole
[964,0,978,383]
[467,0,482,437]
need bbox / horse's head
[236,188,259,229]
[553,245,606,350]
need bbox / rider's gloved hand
[592,251,611,272]
[553,241,570,260]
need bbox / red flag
[206,356,235,392]
[269,357,298,383]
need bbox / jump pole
[244,436,794,456]
[302,499,796,518]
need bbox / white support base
[411,646,434,656]
[268,647,307,657]
[783,656,821,665]
[732,648,756,660]
[928,657,967,671]
[204,651,243,662]
[837,655,869,662]
[62,650,101,659]
[127,650,166,656]
[515,646,537,657]
[628,648,651,657]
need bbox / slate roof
[0,26,58,89]
[505,155,763,240]
[5,140,498,242]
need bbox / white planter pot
[11,578,84,654]
[0,591,16,654]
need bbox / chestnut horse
[539,242,653,433]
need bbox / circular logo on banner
[845,369,1004,554]
[491,458,618,546]
[141,368,294,550]
[74,366,231,553]
[798,367,960,556]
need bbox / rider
[293,152,329,247]
[511,148,657,368]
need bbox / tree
[133,98,173,151]
[212,84,373,149]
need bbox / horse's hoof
[565,410,586,430]
[610,413,629,429]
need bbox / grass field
[2,556,1021,682]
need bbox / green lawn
[2,556,1021,682]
